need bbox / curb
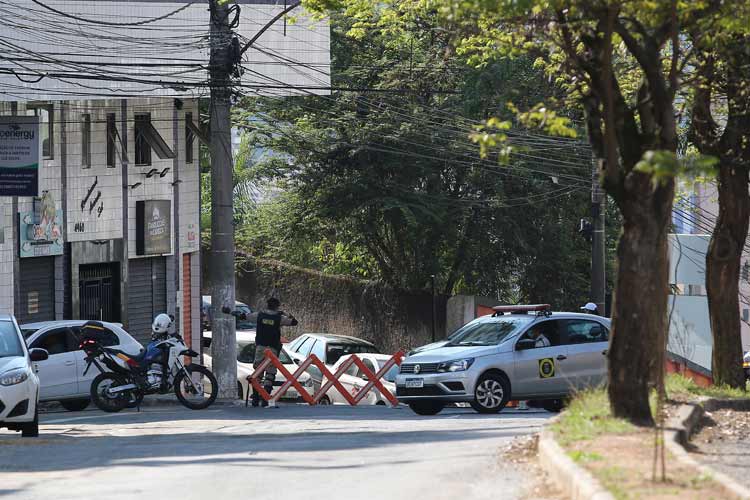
[538,423,615,500]
[665,399,750,500]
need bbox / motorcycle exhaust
[108,384,137,394]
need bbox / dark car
[201,296,255,331]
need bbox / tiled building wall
[0,98,201,335]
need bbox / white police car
[396,305,610,415]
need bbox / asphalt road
[0,404,550,500]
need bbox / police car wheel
[471,373,509,414]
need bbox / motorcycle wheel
[174,364,218,410]
[90,373,130,413]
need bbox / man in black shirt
[244,297,298,407]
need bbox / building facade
[0,98,201,347]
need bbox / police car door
[512,320,571,398]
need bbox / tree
[689,14,750,388]
[233,13,600,308]
[303,0,735,425]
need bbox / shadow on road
[0,407,547,474]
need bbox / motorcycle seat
[104,347,147,362]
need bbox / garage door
[128,257,167,345]
[18,257,55,324]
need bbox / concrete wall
[446,295,501,335]
[205,257,447,353]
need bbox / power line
[28,0,196,27]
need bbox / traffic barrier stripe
[247,350,404,407]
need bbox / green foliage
[228,12,602,306]
[665,374,748,400]
[634,150,719,187]
[551,388,635,447]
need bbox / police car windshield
[447,316,534,346]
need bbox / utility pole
[430,274,436,342]
[591,159,606,316]
[208,0,237,399]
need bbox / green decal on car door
[538,358,555,378]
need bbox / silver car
[396,306,610,415]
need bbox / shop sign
[136,200,171,255]
[19,192,63,258]
[0,116,40,197]
[185,222,199,252]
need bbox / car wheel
[21,406,39,438]
[318,395,331,405]
[59,398,90,412]
[408,401,445,416]
[470,373,510,414]
[376,400,387,406]
[238,381,244,401]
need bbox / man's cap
[580,302,598,312]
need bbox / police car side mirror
[516,339,535,351]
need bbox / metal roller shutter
[18,257,55,324]
[127,257,167,345]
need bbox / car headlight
[743,362,750,368]
[437,358,474,372]
[0,368,30,386]
[302,377,314,388]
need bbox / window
[237,342,256,364]
[0,321,24,358]
[565,320,609,344]
[29,104,54,158]
[32,328,75,355]
[518,320,562,348]
[134,113,175,164]
[106,114,117,167]
[185,112,195,164]
[278,348,292,364]
[362,358,376,377]
[326,343,377,365]
[81,114,91,168]
[310,339,326,361]
[296,336,315,357]
[134,114,152,166]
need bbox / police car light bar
[492,304,551,314]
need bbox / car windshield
[21,328,38,339]
[446,316,534,346]
[0,321,24,358]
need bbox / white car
[1,315,49,437]
[20,320,143,412]
[202,330,315,402]
[327,353,399,405]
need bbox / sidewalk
[690,407,750,490]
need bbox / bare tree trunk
[608,181,674,426]
[706,163,749,388]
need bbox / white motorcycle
[80,322,218,412]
